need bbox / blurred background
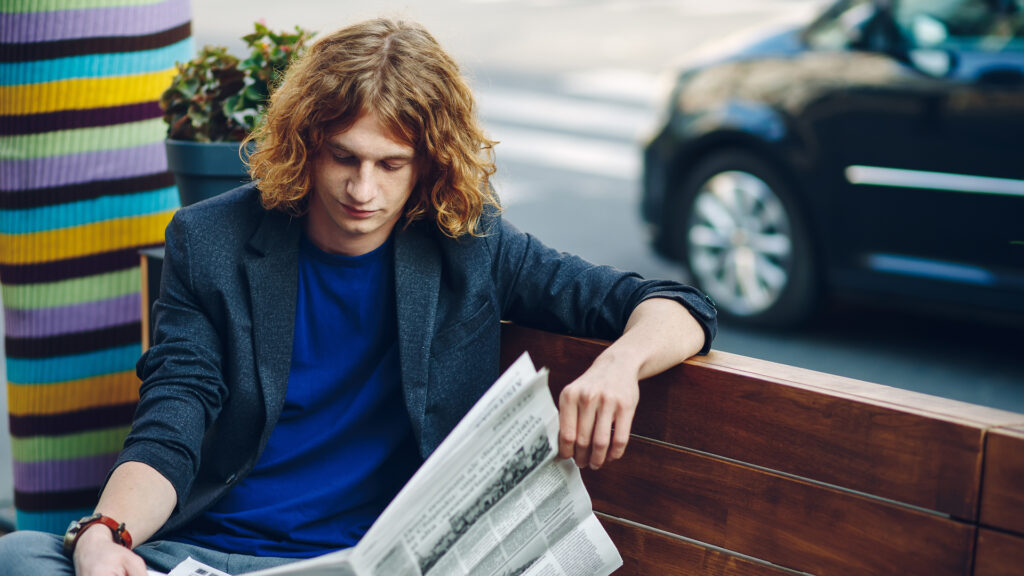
[2,0,1022,525]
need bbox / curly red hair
[245,18,499,238]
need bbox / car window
[895,0,1024,52]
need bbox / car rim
[687,170,794,317]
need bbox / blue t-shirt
[172,235,421,557]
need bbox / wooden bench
[500,323,1024,576]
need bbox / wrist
[594,344,644,379]
[77,523,115,547]
[63,513,133,557]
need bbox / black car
[643,0,1024,326]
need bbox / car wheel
[676,151,817,326]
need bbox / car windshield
[895,0,1024,52]
[805,0,1024,53]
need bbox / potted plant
[162,22,314,206]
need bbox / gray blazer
[119,183,716,537]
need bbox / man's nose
[349,163,376,203]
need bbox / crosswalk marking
[560,69,665,107]
[477,72,653,182]
[476,85,654,141]
[487,123,640,181]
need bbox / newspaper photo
[159,353,622,576]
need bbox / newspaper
[148,556,230,576]
[160,352,622,576]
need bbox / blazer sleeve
[484,215,717,353]
[111,212,230,508]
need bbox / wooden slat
[687,350,1024,427]
[500,323,996,520]
[980,426,1024,536]
[974,528,1024,576]
[599,515,794,576]
[583,437,976,576]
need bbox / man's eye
[332,154,356,164]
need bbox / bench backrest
[500,323,1024,576]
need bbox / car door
[828,0,1024,310]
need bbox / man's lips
[342,204,376,218]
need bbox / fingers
[559,385,596,467]
[608,403,635,462]
[588,403,615,469]
[558,392,578,460]
[558,379,638,470]
[573,391,599,468]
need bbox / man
[0,18,716,575]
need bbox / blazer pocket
[431,300,496,355]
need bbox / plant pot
[165,139,254,207]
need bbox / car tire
[673,150,817,326]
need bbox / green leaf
[222,93,241,114]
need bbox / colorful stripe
[0,102,163,137]
[0,68,177,115]
[10,403,138,436]
[0,171,172,210]
[6,322,142,358]
[0,245,156,284]
[1,141,169,192]
[0,0,190,43]
[16,507,95,534]
[0,210,173,263]
[2,0,164,12]
[0,186,175,234]
[1,141,169,191]
[4,293,142,338]
[8,370,141,416]
[13,453,120,493]
[1,117,166,160]
[16,487,102,511]
[0,39,191,85]
[1,267,140,309]
[11,426,132,462]
[6,344,142,385]
[0,21,191,63]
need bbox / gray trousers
[0,530,299,575]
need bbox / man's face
[306,112,419,256]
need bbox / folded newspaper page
[148,556,231,576]
[215,352,622,576]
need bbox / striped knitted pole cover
[0,0,192,533]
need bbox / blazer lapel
[244,209,301,442]
[394,223,441,444]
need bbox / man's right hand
[73,526,148,576]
